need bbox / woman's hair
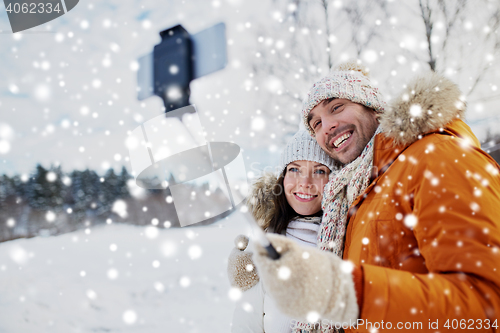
[268,168,322,235]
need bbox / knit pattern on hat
[302,61,386,136]
[279,129,337,175]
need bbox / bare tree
[410,0,500,97]
[418,0,436,71]
[465,1,500,96]
[239,0,500,145]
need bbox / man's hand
[227,235,260,291]
[252,234,359,324]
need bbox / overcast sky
[0,0,274,177]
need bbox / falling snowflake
[112,200,128,218]
[46,172,57,182]
[154,282,165,293]
[46,211,56,222]
[188,245,202,260]
[9,245,28,265]
[107,268,119,280]
[278,266,291,280]
[122,310,137,324]
[144,226,159,239]
[161,241,176,257]
[404,214,418,228]
[307,311,320,323]
[6,218,15,228]
[0,141,11,154]
[179,276,190,288]
[228,287,242,301]
[86,289,97,300]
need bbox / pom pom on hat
[333,60,370,77]
[302,60,386,136]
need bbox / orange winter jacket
[342,75,500,332]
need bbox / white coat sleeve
[231,281,265,333]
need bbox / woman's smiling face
[283,160,330,216]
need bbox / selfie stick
[177,109,281,261]
[134,23,280,260]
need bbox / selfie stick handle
[243,212,281,260]
[176,109,280,260]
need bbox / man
[252,62,500,332]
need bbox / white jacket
[231,218,320,333]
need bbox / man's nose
[321,115,338,134]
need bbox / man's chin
[325,148,361,166]
[337,155,356,165]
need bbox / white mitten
[227,235,260,291]
[252,233,359,325]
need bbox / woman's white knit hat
[279,129,337,175]
[302,60,387,136]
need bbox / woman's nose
[298,175,312,188]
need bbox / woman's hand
[252,233,359,325]
[227,235,260,291]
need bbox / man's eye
[313,120,321,129]
[332,105,342,112]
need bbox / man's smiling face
[308,98,379,164]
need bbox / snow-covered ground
[0,213,252,333]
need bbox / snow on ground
[0,213,252,333]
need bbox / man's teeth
[334,132,351,148]
[296,193,314,199]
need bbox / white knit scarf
[292,127,380,333]
[286,216,321,247]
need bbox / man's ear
[366,106,381,123]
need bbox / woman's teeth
[334,132,351,148]
[295,193,315,199]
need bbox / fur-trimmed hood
[247,172,278,230]
[380,71,467,146]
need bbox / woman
[228,129,337,333]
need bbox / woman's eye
[288,167,299,172]
[314,169,326,175]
